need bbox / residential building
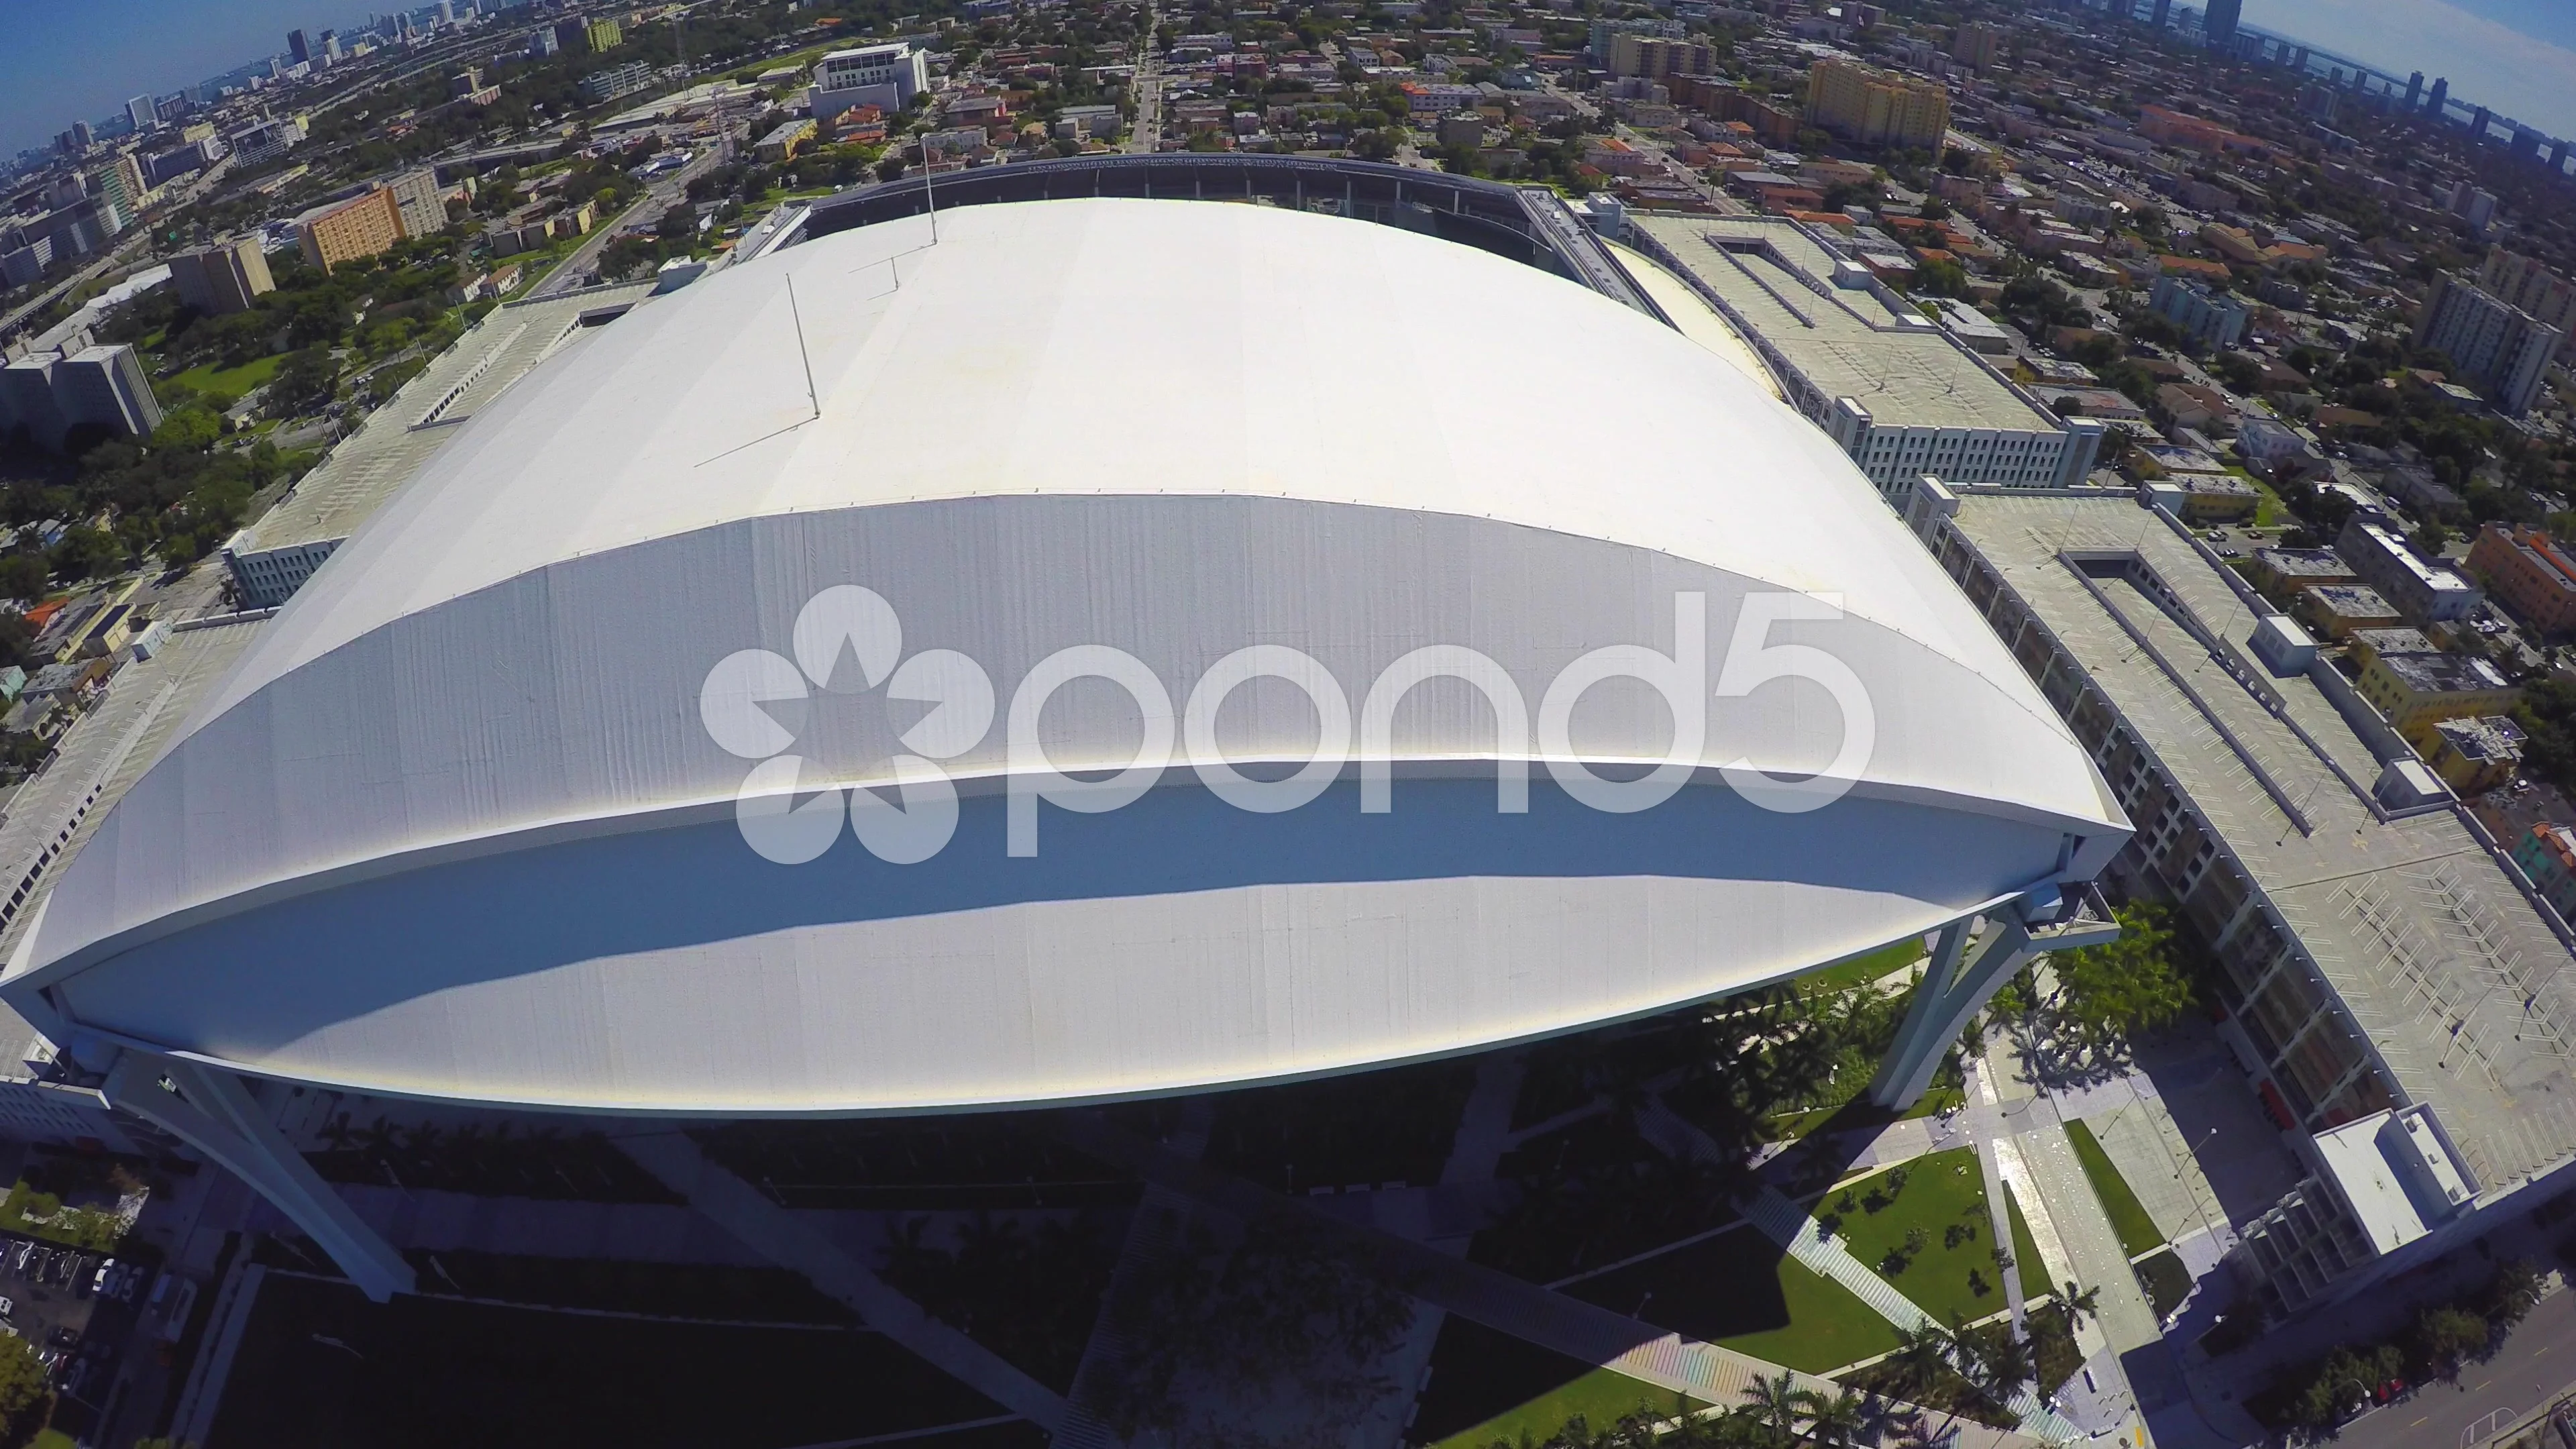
[528,27,559,58]
[168,239,275,317]
[2467,524,2576,635]
[2337,515,2483,624]
[2247,547,2353,605]
[2427,716,2524,796]
[810,45,929,117]
[757,119,820,164]
[2478,249,2576,340]
[125,96,156,132]
[2205,0,2243,46]
[1804,58,1949,150]
[2150,274,2249,350]
[1628,215,2098,493]
[2515,824,2576,922]
[85,158,142,239]
[583,16,623,50]
[2295,583,2401,639]
[2357,649,2520,743]
[288,28,312,64]
[580,61,656,105]
[386,169,447,239]
[2414,273,2565,417]
[226,117,303,167]
[297,186,405,272]
[2347,627,2438,670]
[1948,23,2004,68]
[1607,36,1715,80]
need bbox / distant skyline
[0,0,378,161]
[2253,0,2576,142]
[6,1,2576,167]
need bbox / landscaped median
[2064,1118,2165,1258]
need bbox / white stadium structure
[0,190,2126,1298]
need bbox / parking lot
[0,1236,156,1421]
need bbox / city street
[2333,1287,2576,1449]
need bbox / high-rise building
[288,28,312,64]
[437,0,455,26]
[2479,249,2576,358]
[2414,273,2565,417]
[50,345,164,439]
[385,170,447,239]
[1804,58,1950,149]
[124,96,155,131]
[296,186,406,272]
[2404,72,2423,110]
[169,239,276,316]
[2470,106,2491,142]
[2203,0,2241,46]
[85,156,142,236]
[527,26,559,56]
[1948,22,2005,69]
[0,358,69,451]
[2149,0,2171,28]
[323,31,343,64]
[2426,76,2449,117]
[70,120,93,151]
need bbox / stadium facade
[0,181,2126,1299]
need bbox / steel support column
[103,1053,415,1302]
[1868,888,2122,1108]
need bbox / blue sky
[1,0,367,160]
[2252,0,2576,139]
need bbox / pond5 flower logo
[703,586,1878,866]
[698,586,994,865]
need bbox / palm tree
[1741,1368,1805,1446]
[1966,1330,2035,1417]
[2059,1279,2102,1333]
[1889,1321,1958,1398]
[1795,1387,1868,1449]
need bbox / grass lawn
[2004,1185,2049,1293]
[32,1430,75,1449]
[1558,1223,1900,1374]
[2065,1119,2165,1258]
[1819,1148,2007,1326]
[1431,1364,1701,1449]
[168,352,284,401]
[2134,1248,2191,1322]
[1415,1318,1707,1448]
[1801,936,1927,996]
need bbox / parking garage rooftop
[1947,490,2576,1193]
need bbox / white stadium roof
[1,197,2128,1114]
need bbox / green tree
[0,1332,43,1442]
[2414,1305,2489,1376]
[268,347,341,417]
[150,406,225,452]
[1740,1368,1804,1444]
[2051,903,2195,1051]
[1794,1387,1868,1448]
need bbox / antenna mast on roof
[786,272,820,423]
